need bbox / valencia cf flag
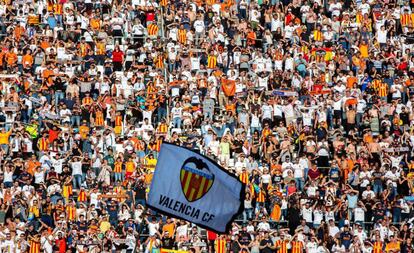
[221,79,236,97]
[147,143,245,233]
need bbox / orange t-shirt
[162,223,175,236]
[27,161,41,175]
[0,52,5,65]
[43,69,54,85]
[22,54,33,67]
[247,31,256,44]
[6,52,17,65]
[40,40,50,50]
[347,76,357,88]
[90,19,101,30]
[359,44,369,58]
[14,26,25,40]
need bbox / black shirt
[162,237,175,249]
[373,207,385,222]
[401,242,413,253]
[239,231,251,246]
[231,240,241,253]
[82,157,91,174]
[53,78,66,91]
[232,139,243,154]
[372,171,383,185]
[401,112,410,125]
[19,171,32,183]
[259,238,273,253]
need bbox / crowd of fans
[1,0,414,252]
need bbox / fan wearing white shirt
[354,202,366,224]
[301,202,314,226]
[328,219,340,237]
[193,17,205,43]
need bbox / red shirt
[308,168,320,180]
[398,61,408,70]
[285,13,294,24]
[56,238,66,253]
[112,50,124,62]
[146,12,155,21]
[287,185,297,196]
[49,129,60,143]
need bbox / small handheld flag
[147,143,245,233]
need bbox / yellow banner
[160,249,188,253]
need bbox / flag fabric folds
[272,90,298,97]
[221,79,236,97]
[147,143,245,233]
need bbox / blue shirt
[47,16,57,29]
[361,77,372,92]
[347,194,358,209]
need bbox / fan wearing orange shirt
[95,39,106,65]
[162,218,176,237]
[5,48,17,69]
[90,14,102,31]
[125,157,136,179]
[352,52,363,72]
[0,48,5,70]
[22,49,34,72]
[0,127,12,154]
[77,38,91,58]
[247,29,257,46]
[346,72,357,89]
[40,37,51,50]
[13,24,25,41]
[42,68,55,87]
[385,236,400,252]
[53,3,64,25]
[359,40,369,58]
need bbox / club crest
[180,157,214,202]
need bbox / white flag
[147,143,245,233]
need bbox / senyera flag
[147,143,245,234]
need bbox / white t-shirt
[90,192,101,207]
[293,164,304,178]
[306,242,318,253]
[261,174,271,184]
[1,239,15,253]
[3,170,13,183]
[171,107,183,118]
[262,105,273,119]
[148,222,160,236]
[71,161,83,176]
[41,235,53,253]
[325,210,335,222]
[176,224,188,237]
[329,225,340,237]
[190,57,200,70]
[273,104,283,117]
[283,104,295,118]
[284,26,295,39]
[354,207,365,222]
[34,170,45,184]
[313,210,324,225]
[333,99,343,111]
[359,3,370,15]
[302,207,313,222]
[193,20,205,33]
[377,30,387,44]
